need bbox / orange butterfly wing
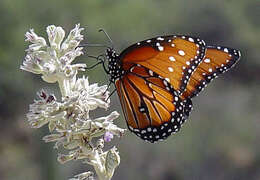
[119,35,206,94]
[115,65,190,143]
[181,46,241,99]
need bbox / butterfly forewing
[181,46,241,99]
[119,35,206,94]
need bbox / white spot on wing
[165,78,170,82]
[224,48,229,53]
[169,56,175,61]
[158,46,164,51]
[139,108,145,112]
[188,37,194,42]
[157,37,164,41]
[178,50,185,56]
[168,67,174,72]
[204,58,211,63]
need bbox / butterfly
[101,34,241,143]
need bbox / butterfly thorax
[106,48,124,83]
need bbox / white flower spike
[21,24,126,180]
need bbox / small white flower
[27,90,63,129]
[61,24,84,53]
[25,29,47,51]
[47,25,65,50]
[70,76,110,112]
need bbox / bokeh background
[0,0,259,179]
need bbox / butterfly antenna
[79,43,110,48]
[98,29,114,48]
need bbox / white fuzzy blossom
[21,24,86,96]
[21,24,126,180]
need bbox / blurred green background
[0,0,259,179]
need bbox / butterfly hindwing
[115,65,191,143]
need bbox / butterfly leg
[85,54,109,73]
[85,61,103,70]
[105,88,117,102]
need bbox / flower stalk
[21,24,126,180]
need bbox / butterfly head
[105,48,123,82]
